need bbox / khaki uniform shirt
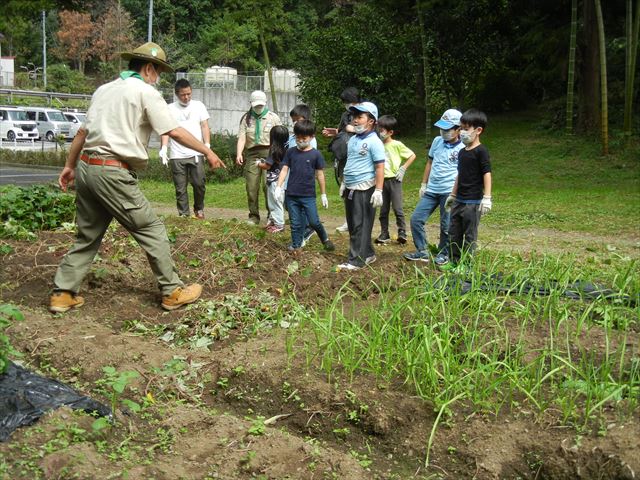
[238,110,281,149]
[83,77,178,170]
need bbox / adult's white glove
[444,194,456,212]
[321,194,329,209]
[395,166,406,182]
[275,186,285,203]
[159,146,169,167]
[418,183,427,198]
[339,182,346,197]
[480,195,492,215]
[370,189,384,208]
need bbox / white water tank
[263,69,299,92]
[205,66,238,88]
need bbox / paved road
[0,165,61,186]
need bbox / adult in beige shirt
[235,90,281,225]
[49,42,225,314]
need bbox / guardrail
[0,88,92,105]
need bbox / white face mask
[440,129,457,142]
[296,140,310,149]
[253,105,265,114]
[379,131,389,140]
[354,124,366,134]
[179,100,190,107]
[460,129,476,145]
[345,103,352,111]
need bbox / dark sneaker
[323,239,336,251]
[301,229,316,247]
[162,284,202,311]
[397,232,407,244]
[375,233,391,244]
[194,210,205,220]
[434,252,449,265]
[49,291,85,313]
[403,251,432,262]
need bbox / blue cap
[434,109,462,129]
[349,101,378,120]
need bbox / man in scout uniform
[49,42,225,313]
[235,90,282,225]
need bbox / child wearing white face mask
[375,115,416,245]
[441,108,492,273]
[274,120,335,253]
[404,109,465,264]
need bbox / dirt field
[1,210,638,479]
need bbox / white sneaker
[336,222,349,233]
[337,262,360,271]
[365,255,377,265]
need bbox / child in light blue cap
[404,108,464,264]
[337,102,386,271]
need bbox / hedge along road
[0,141,67,185]
[0,164,62,186]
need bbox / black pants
[344,187,376,267]
[448,202,481,263]
[379,178,405,236]
[170,156,206,215]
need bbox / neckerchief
[119,70,144,81]
[250,107,269,140]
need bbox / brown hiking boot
[49,291,85,313]
[161,283,202,311]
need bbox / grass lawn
[141,109,640,237]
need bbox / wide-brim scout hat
[121,42,174,73]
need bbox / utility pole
[42,10,47,89]
[147,0,153,42]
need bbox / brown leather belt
[80,153,131,170]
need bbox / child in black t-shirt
[441,109,492,272]
[274,120,335,253]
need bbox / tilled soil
[1,214,638,479]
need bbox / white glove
[395,166,406,182]
[444,194,456,212]
[418,183,427,197]
[479,195,492,215]
[339,182,346,197]
[159,146,169,167]
[275,186,285,203]
[370,189,383,208]
[255,159,263,167]
[321,194,329,209]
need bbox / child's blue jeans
[286,195,328,248]
[410,191,450,253]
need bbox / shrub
[0,304,24,374]
[0,184,76,239]
[142,132,243,183]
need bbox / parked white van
[63,111,87,138]
[24,107,73,141]
[0,106,39,141]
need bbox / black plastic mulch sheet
[0,361,111,441]
[435,273,638,307]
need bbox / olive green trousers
[53,160,183,296]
